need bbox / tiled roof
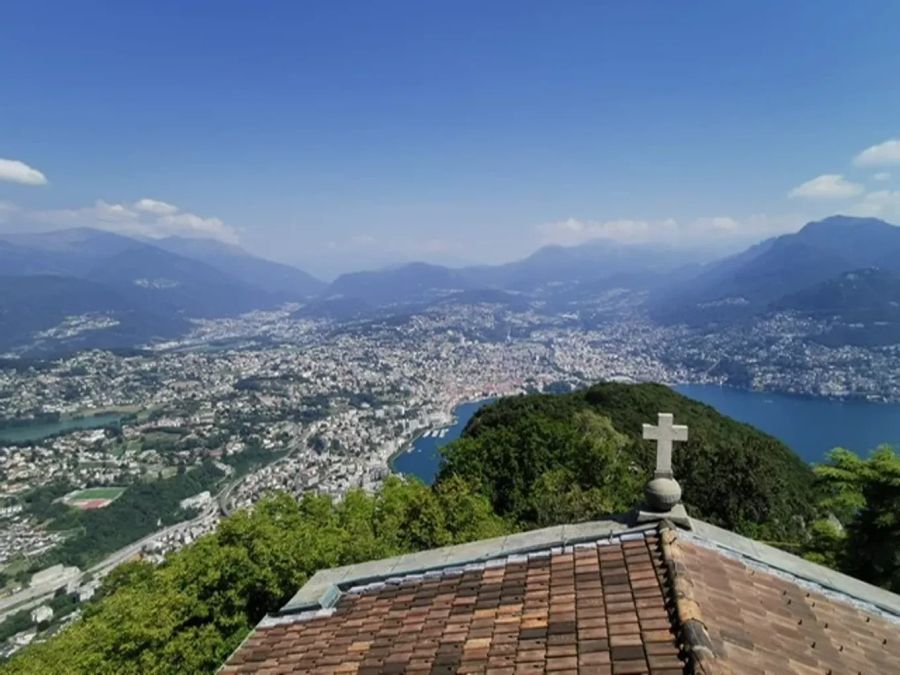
[222,520,900,674]
[666,534,900,675]
[222,531,686,674]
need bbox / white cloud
[416,238,454,254]
[95,200,139,222]
[27,198,239,243]
[134,198,178,215]
[873,172,891,182]
[849,190,900,220]
[31,200,136,228]
[536,214,798,248]
[788,174,864,199]
[349,234,377,246]
[0,158,48,186]
[536,218,660,245]
[853,139,900,167]
[158,211,236,241]
[0,200,18,223]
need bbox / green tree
[438,384,813,539]
[528,412,645,526]
[433,475,508,544]
[6,477,506,674]
[811,446,900,592]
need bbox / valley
[2,215,900,658]
[6,8,900,670]
[3,216,900,403]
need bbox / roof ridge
[659,522,730,675]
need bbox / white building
[29,564,80,591]
[78,579,101,602]
[30,605,53,624]
[179,490,212,511]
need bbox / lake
[392,386,900,484]
[674,384,900,464]
[390,399,494,484]
[0,412,126,443]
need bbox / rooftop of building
[221,413,900,674]
[221,515,899,674]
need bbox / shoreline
[384,382,900,476]
[0,409,137,445]
[385,381,896,475]
[0,405,139,429]
[386,396,497,475]
[673,380,900,406]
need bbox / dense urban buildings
[1,298,898,653]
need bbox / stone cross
[642,413,688,478]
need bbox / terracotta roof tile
[222,522,900,674]
[665,534,900,675]
[222,532,684,674]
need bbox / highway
[85,504,219,578]
[0,503,220,623]
[0,455,279,624]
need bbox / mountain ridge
[5,216,900,351]
[152,236,325,297]
[0,227,324,354]
[650,215,900,325]
[322,239,710,308]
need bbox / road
[0,505,219,623]
[85,504,219,578]
[0,454,282,624]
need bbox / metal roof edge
[277,514,649,615]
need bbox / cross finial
[642,412,688,479]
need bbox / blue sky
[2,1,900,278]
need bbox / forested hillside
[5,383,897,673]
[439,382,816,541]
[5,477,506,674]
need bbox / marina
[390,399,494,484]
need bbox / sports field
[69,487,126,501]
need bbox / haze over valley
[3,214,900,401]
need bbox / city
[3,293,899,654]
[3,1,900,670]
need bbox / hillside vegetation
[5,477,506,674]
[5,383,897,673]
[439,382,816,541]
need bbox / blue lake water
[390,399,494,484]
[392,386,900,484]
[674,384,900,464]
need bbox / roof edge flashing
[277,515,650,616]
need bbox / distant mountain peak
[650,214,900,326]
[380,261,449,273]
[799,214,895,234]
[0,226,137,251]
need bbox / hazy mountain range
[2,215,900,354]
[0,228,324,354]
[650,216,900,327]
[304,239,706,319]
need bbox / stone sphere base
[645,477,682,512]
